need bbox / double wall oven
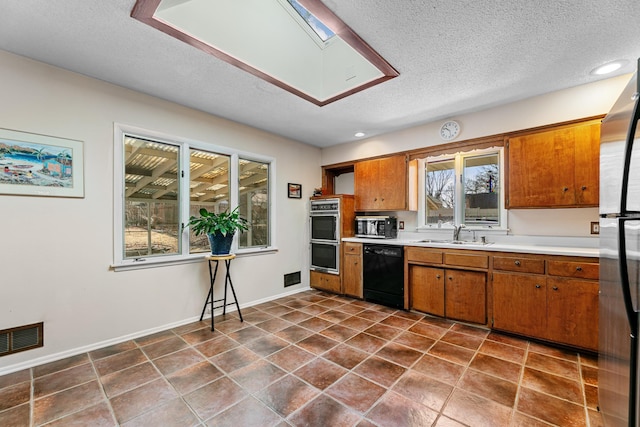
[310,198,341,274]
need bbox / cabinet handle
[562,187,569,192]
[576,266,583,271]
[581,185,587,191]
[354,262,358,265]
[374,198,377,201]
[535,284,541,289]
[552,286,559,291]
[448,276,453,280]
[436,274,441,279]
[514,260,521,266]
[381,198,385,201]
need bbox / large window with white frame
[114,124,274,268]
[419,147,505,230]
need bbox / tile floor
[0,290,602,427]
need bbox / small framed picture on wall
[288,183,302,199]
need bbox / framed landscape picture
[0,128,84,198]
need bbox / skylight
[131,0,398,106]
[287,0,334,42]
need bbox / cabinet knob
[448,276,453,280]
[535,284,541,289]
[552,286,559,291]
[436,274,441,279]
[581,185,587,191]
[381,198,385,201]
[562,187,569,192]
[576,266,583,271]
[514,260,521,266]
[374,198,377,201]
[354,262,358,265]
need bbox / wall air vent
[284,271,302,287]
[0,322,43,357]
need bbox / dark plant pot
[207,231,235,255]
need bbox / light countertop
[342,235,599,258]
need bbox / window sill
[111,247,278,272]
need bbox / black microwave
[355,216,398,239]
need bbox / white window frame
[417,146,506,232]
[112,123,277,271]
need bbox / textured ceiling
[1,1,639,148]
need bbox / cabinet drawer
[344,242,362,255]
[406,247,443,264]
[444,252,489,269]
[548,260,599,280]
[310,270,341,293]
[493,256,545,274]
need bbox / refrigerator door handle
[620,92,640,214]
[618,216,640,426]
[618,217,639,334]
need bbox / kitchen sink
[449,240,494,246]
[418,239,493,246]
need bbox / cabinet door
[508,128,576,208]
[377,155,407,210]
[573,122,600,206]
[410,266,445,316]
[354,155,407,211]
[310,271,341,294]
[354,159,379,211]
[492,272,547,337]
[343,253,363,298]
[546,278,599,351]
[445,270,486,324]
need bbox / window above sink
[417,146,507,231]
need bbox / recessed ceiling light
[354,132,366,137]
[591,60,627,76]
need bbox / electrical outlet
[590,221,600,235]
[399,221,405,230]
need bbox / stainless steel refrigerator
[599,62,640,427]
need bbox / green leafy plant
[188,207,249,237]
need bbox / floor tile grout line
[86,350,120,427]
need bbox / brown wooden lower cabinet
[546,277,599,350]
[445,269,487,324]
[310,270,341,294]
[493,272,547,337]
[343,243,363,298]
[492,271,599,351]
[409,265,486,324]
[409,265,445,317]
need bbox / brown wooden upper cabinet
[506,119,600,208]
[354,154,408,211]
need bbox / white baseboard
[0,286,312,377]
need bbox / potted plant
[187,207,249,255]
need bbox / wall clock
[440,120,460,141]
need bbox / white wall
[0,50,321,373]
[322,74,631,237]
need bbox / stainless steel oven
[310,241,340,274]
[310,198,341,274]
[310,198,340,242]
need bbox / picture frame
[0,128,84,198]
[287,183,302,199]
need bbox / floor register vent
[284,271,301,287]
[0,322,43,357]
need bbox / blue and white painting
[0,128,84,197]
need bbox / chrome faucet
[453,224,465,241]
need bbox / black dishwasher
[363,244,404,309]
